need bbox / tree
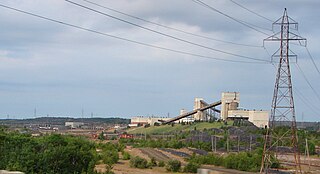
[130,156,148,169]
[183,162,200,173]
[166,160,181,172]
[98,131,105,140]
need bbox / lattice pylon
[260,8,306,174]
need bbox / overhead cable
[228,0,273,22]
[81,0,262,48]
[306,47,320,76]
[294,88,320,115]
[192,0,271,36]
[271,64,320,115]
[295,63,320,102]
[0,3,267,64]
[65,0,269,63]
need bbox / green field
[127,121,233,134]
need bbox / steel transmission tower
[260,9,306,173]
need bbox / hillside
[127,121,233,134]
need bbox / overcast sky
[0,0,319,121]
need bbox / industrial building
[65,122,84,129]
[130,116,172,126]
[160,92,268,128]
[130,92,269,128]
[220,92,269,128]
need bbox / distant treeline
[0,117,130,125]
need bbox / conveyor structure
[161,100,222,124]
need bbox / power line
[0,3,267,64]
[305,47,320,76]
[194,0,272,33]
[294,88,320,116]
[271,63,320,117]
[66,0,269,63]
[292,30,320,77]
[81,0,262,48]
[228,0,273,22]
[191,0,271,36]
[295,63,320,102]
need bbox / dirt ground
[277,154,320,173]
[95,147,190,174]
[96,147,320,174]
[113,160,169,174]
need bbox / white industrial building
[130,92,269,128]
[220,92,269,128]
[130,116,172,126]
[65,122,84,129]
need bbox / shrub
[122,151,131,160]
[187,150,265,172]
[144,124,150,128]
[158,161,165,167]
[183,162,200,173]
[166,160,181,172]
[130,156,148,169]
[150,157,157,167]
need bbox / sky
[0,0,319,121]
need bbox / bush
[187,150,265,172]
[158,161,165,167]
[183,162,200,173]
[122,151,131,160]
[150,157,157,167]
[130,156,148,169]
[166,160,181,172]
[144,124,150,128]
[154,122,160,126]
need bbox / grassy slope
[127,121,233,134]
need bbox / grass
[127,121,233,134]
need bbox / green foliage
[144,124,150,128]
[158,161,165,167]
[102,149,119,165]
[0,132,97,174]
[299,140,316,155]
[150,157,157,167]
[130,156,149,169]
[95,142,119,173]
[98,131,105,140]
[183,162,200,173]
[122,151,131,160]
[187,149,268,172]
[166,160,181,172]
[127,121,233,134]
[188,154,223,166]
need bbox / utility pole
[215,135,217,153]
[302,112,304,129]
[145,131,147,140]
[227,130,229,153]
[261,8,306,174]
[81,108,84,118]
[34,108,37,118]
[249,135,252,152]
[305,138,310,171]
[238,135,240,152]
[211,135,214,152]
